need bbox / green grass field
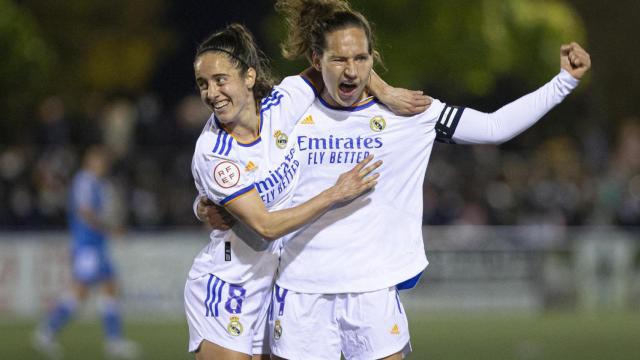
[2,311,639,360]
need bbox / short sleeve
[260,75,317,129]
[410,98,449,133]
[192,153,256,206]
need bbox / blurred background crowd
[1,1,639,358]
[0,93,208,229]
[1,96,639,230]
[1,0,639,230]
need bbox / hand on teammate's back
[561,42,591,79]
[198,197,236,230]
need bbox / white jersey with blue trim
[276,97,441,293]
[189,75,315,283]
[277,70,579,293]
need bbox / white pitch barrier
[0,226,637,320]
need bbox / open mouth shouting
[338,82,359,102]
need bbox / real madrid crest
[273,319,283,340]
[369,116,386,132]
[227,316,243,336]
[274,130,288,149]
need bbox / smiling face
[194,52,256,125]
[313,26,374,107]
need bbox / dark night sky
[150,0,274,106]
[145,0,640,125]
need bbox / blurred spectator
[32,147,76,225]
[101,98,137,161]
[36,96,70,148]
[175,94,211,144]
[592,119,640,225]
[1,92,638,230]
[0,145,36,227]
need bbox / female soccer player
[259,1,591,359]
[186,23,427,360]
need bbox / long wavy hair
[276,0,382,66]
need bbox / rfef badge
[213,161,240,188]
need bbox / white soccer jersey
[189,75,315,284]
[277,97,438,293]
[277,70,579,293]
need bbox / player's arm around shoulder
[368,70,432,116]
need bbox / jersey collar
[318,95,378,112]
[213,114,263,147]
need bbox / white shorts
[269,285,411,360]
[184,273,274,355]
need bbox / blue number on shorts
[274,284,288,316]
[225,284,246,314]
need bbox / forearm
[226,155,378,240]
[452,70,579,144]
[300,67,323,94]
[262,189,338,240]
[228,188,339,241]
[367,70,388,98]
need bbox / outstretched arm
[440,43,591,145]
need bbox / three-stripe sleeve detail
[435,105,465,143]
[212,132,223,154]
[212,132,234,156]
[261,90,284,113]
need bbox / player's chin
[336,89,363,106]
[214,108,235,123]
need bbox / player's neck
[226,102,260,142]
